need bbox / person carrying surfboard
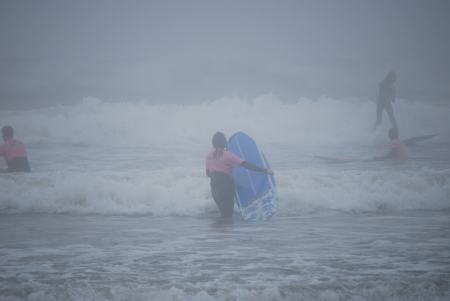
[0,125,31,172]
[373,127,408,162]
[374,71,398,131]
[206,132,274,218]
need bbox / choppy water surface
[1,211,449,301]
[1,97,449,300]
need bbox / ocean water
[1,95,450,300]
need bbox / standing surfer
[374,71,398,131]
[206,132,274,218]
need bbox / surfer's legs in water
[385,102,397,129]
[211,185,235,218]
[374,100,397,130]
[374,101,383,130]
[218,193,234,218]
[210,173,235,218]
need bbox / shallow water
[1,211,449,300]
[1,98,450,300]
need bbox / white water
[4,95,450,147]
[1,95,450,300]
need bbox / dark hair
[212,132,227,159]
[388,127,398,140]
[385,71,396,83]
[2,125,14,138]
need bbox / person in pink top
[0,125,31,172]
[206,132,274,218]
[373,128,408,162]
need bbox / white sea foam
[1,167,449,215]
[1,95,449,215]
[2,95,449,301]
[1,95,449,148]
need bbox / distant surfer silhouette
[205,132,274,218]
[0,125,31,172]
[374,71,398,131]
[373,128,408,162]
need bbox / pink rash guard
[0,139,28,163]
[390,138,408,162]
[205,148,244,178]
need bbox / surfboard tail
[240,187,278,221]
[403,134,436,145]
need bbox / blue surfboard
[227,132,278,221]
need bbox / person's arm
[240,161,274,174]
[373,148,397,161]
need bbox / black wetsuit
[207,161,266,218]
[7,157,31,172]
[375,79,397,130]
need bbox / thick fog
[1,0,449,110]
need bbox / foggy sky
[1,0,449,110]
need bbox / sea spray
[1,95,449,148]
